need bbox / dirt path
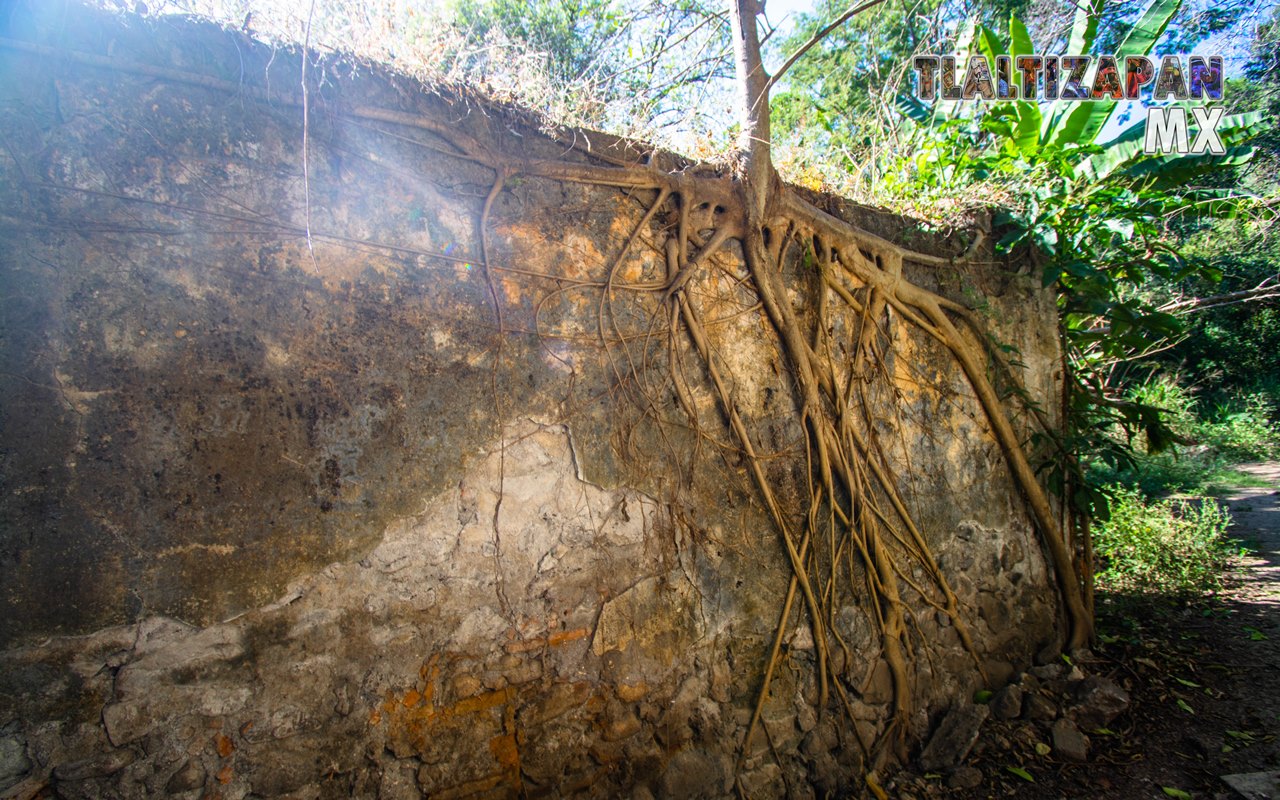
[894,463,1280,799]
[1225,463,1280,612]
[1192,462,1280,799]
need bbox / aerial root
[388,113,1088,762]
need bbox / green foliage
[1126,377,1200,441]
[1126,375,1278,463]
[1093,487,1238,595]
[1161,222,1280,408]
[433,0,732,138]
[770,0,1027,183]
[1196,393,1280,461]
[1085,376,1278,496]
[870,0,1273,522]
[1091,450,1267,497]
[1234,6,1280,188]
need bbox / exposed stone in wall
[1,5,1061,797]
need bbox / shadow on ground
[892,463,1280,799]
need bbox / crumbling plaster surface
[1,5,1061,797]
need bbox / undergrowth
[1093,488,1239,596]
[1088,377,1272,596]
[1199,393,1280,462]
[1092,451,1272,498]
[1089,377,1280,497]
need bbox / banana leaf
[1067,0,1106,55]
[1046,0,1182,147]
[1077,110,1268,182]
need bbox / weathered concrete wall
[0,5,1064,798]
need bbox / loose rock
[1023,693,1058,721]
[1029,663,1065,681]
[739,763,783,798]
[1050,718,1089,762]
[919,704,990,772]
[659,750,722,798]
[604,710,642,742]
[1221,770,1280,800]
[1067,676,1130,730]
[947,766,984,790]
[989,685,1023,720]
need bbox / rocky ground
[891,463,1280,800]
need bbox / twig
[765,0,892,94]
[1159,277,1280,315]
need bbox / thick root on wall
[572,169,1089,774]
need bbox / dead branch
[764,0,892,93]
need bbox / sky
[764,0,818,35]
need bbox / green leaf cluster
[1093,487,1238,595]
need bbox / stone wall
[0,5,1064,798]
